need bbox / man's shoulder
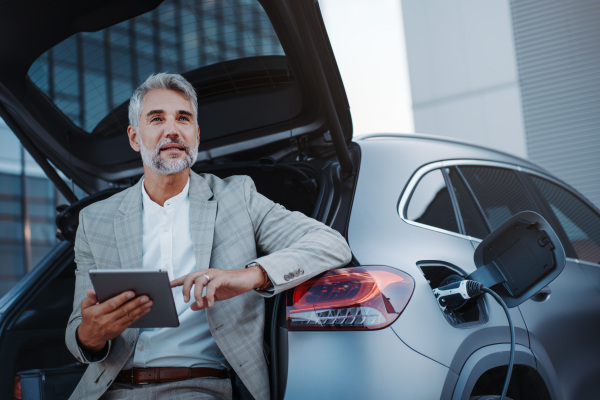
[194,172,252,194]
[80,185,135,219]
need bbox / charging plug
[433,279,484,310]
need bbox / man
[65,73,352,400]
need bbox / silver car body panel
[519,258,600,399]
[348,135,600,398]
[283,328,454,399]
[393,142,600,399]
[349,137,528,366]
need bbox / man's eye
[150,117,162,122]
[178,116,190,122]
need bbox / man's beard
[139,136,198,175]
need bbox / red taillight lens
[13,376,22,399]
[287,265,415,330]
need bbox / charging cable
[433,280,514,400]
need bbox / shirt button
[139,346,144,351]
[162,226,169,232]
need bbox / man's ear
[127,125,141,152]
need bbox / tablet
[89,269,180,328]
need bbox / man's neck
[143,167,191,206]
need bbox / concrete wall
[402,0,526,157]
[511,1,600,207]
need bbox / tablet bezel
[89,269,180,328]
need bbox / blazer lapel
[189,172,217,271]
[114,180,144,270]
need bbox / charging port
[418,262,488,327]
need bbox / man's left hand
[170,266,264,310]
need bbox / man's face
[128,89,199,175]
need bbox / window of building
[529,175,600,264]
[28,0,285,133]
[0,118,68,298]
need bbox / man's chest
[142,199,195,280]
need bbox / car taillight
[13,376,21,399]
[287,265,415,330]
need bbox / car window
[446,167,490,239]
[529,175,600,264]
[0,118,72,297]
[28,0,284,133]
[406,168,459,233]
[458,166,539,231]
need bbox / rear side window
[459,166,538,231]
[446,168,490,239]
[406,169,459,233]
[530,176,600,264]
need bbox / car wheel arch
[448,343,556,400]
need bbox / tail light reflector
[287,265,415,330]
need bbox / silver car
[0,0,598,399]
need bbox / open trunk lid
[0,0,353,197]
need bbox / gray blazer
[65,172,351,400]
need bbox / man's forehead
[141,89,193,112]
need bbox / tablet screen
[89,269,180,328]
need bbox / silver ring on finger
[202,274,211,284]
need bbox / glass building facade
[0,119,65,297]
[0,0,282,298]
[29,0,283,133]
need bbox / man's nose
[164,117,180,138]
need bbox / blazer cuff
[246,261,275,296]
[76,332,111,364]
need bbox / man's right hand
[77,288,152,352]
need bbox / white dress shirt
[121,177,228,369]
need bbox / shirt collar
[141,177,190,211]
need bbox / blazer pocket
[213,310,262,336]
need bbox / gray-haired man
[65,73,351,399]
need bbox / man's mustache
[154,137,193,155]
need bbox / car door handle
[530,287,551,302]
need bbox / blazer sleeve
[242,176,352,295]
[65,209,109,363]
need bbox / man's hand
[170,267,264,310]
[77,289,153,352]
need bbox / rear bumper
[283,327,455,399]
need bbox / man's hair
[128,73,198,131]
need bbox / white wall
[402,0,527,157]
[319,0,414,137]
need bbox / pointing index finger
[174,272,208,304]
[170,276,184,288]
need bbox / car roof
[356,133,545,169]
